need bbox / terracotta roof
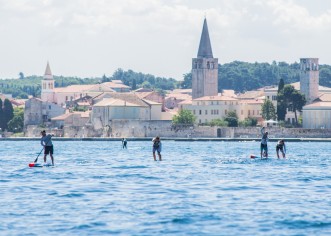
[221,90,237,98]
[240,99,264,104]
[237,90,264,99]
[111,80,124,84]
[95,92,148,107]
[54,84,115,93]
[102,81,130,89]
[178,100,192,105]
[135,91,155,99]
[52,113,72,120]
[171,89,192,94]
[194,95,238,101]
[165,93,192,100]
[316,93,331,102]
[142,99,161,105]
[94,98,144,107]
[134,88,153,92]
[303,101,331,109]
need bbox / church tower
[41,62,55,102]
[192,18,218,99]
[300,58,319,104]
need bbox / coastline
[1,137,331,142]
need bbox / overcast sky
[0,0,330,80]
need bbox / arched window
[207,62,210,69]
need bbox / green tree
[8,107,24,132]
[277,78,284,93]
[172,109,196,125]
[180,73,192,89]
[277,78,287,121]
[291,90,306,126]
[2,99,14,130]
[208,118,228,127]
[239,117,258,127]
[279,84,306,126]
[261,99,276,120]
[19,72,25,80]
[224,110,238,127]
[132,78,137,90]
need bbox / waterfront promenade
[1,137,331,142]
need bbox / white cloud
[0,0,330,79]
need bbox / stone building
[300,58,319,104]
[192,18,218,99]
[41,62,55,102]
[24,97,65,126]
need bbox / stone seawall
[24,120,331,138]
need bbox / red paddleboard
[28,163,52,167]
[250,155,259,159]
[29,163,43,167]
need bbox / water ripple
[0,140,331,235]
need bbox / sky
[0,0,331,80]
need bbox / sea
[0,140,330,236]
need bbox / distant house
[180,95,240,124]
[90,93,163,129]
[165,90,192,109]
[66,95,93,111]
[135,89,165,111]
[51,111,90,128]
[24,97,66,126]
[302,102,331,129]
[102,81,131,92]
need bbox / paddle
[34,147,44,163]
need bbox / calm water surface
[0,140,330,235]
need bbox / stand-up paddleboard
[29,163,53,167]
[250,155,259,159]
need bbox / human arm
[260,127,265,136]
[41,138,44,146]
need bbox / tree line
[181,61,331,93]
[1,61,331,99]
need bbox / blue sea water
[0,140,331,236]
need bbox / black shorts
[44,145,54,155]
[276,145,283,152]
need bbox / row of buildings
[22,18,331,137]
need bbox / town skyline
[1,0,331,80]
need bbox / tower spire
[197,18,213,58]
[44,61,53,80]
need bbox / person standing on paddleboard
[276,139,286,159]
[260,127,269,159]
[152,136,162,161]
[122,138,128,149]
[41,130,54,166]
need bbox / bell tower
[192,18,218,99]
[300,58,319,104]
[41,62,55,102]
